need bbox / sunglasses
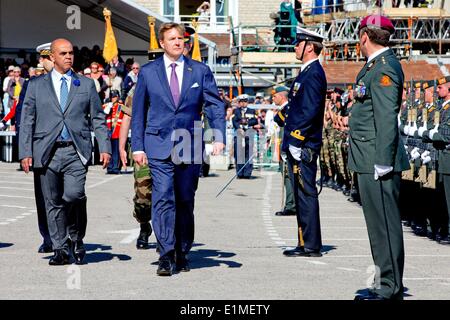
[132,67,140,70]
[239,99,248,102]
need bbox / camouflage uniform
[122,90,152,224]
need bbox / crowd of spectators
[0,45,141,125]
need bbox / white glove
[418,125,427,137]
[374,164,393,180]
[0,122,5,131]
[289,145,302,161]
[103,102,112,114]
[421,150,431,165]
[281,152,287,162]
[410,147,420,160]
[397,114,401,127]
[428,125,439,140]
[403,123,411,135]
[408,122,418,136]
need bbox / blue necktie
[59,77,70,141]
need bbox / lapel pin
[73,79,80,87]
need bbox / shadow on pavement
[354,287,411,299]
[42,243,132,264]
[150,243,243,269]
[84,243,132,264]
[321,245,337,254]
[0,243,13,249]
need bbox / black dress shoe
[38,243,53,253]
[72,241,86,265]
[283,247,323,257]
[136,223,153,250]
[275,210,296,216]
[354,291,387,300]
[49,250,71,266]
[413,226,428,237]
[176,255,190,272]
[438,236,450,245]
[157,258,173,276]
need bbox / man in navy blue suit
[282,27,327,257]
[131,22,225,276]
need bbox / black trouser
[33,171,51,246]
[234,132,254,178]
[287,150,322,251]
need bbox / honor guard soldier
[419,76,450,245]
[232,94,258,179]
[273,86,296,216]
[103,90,124,174]
[281,27,327,258]
[348,15,409,300]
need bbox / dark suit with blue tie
[282,59,327,253]
[131,55,225,261]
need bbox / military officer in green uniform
[273,86,296,216]
[348,15,409,300]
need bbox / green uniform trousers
[357,172,405,299]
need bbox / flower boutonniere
[73,79,81,87]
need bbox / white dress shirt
[51,69,72,103]
[367,47,390,64]
[133,54,185,155]
[301,58,319,73]
[163,54,184,93]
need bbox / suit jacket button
[361,137,365,141]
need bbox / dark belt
[55,141,74,148]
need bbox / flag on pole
[103,8,118,63]
[148,16,159,50]
[191,20,201,62]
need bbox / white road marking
[87,175,122,189]
[0,194,34,199]
[21,212,33,216]
[108,228,140,244]
[0,222,10,225]
[0,205,28,209]
[0,181,33,185]
[15,216,26,219]
[6,219,17,222]
[337,267,361,272]
[307,260,327,265]
[0,186,34,191]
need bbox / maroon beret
[359,15,395,34]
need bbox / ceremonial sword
[215,153,256,198]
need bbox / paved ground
[0,161,449,300]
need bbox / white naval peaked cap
[237,94,249,101]
[36,43,52,56]
[293,26,326,45]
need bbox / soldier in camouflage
[119,86,153,249]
